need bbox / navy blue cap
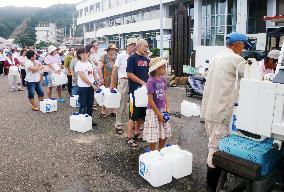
[226,32,251,49]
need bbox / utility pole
[160,0,164,58]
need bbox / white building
[76,0,284,50]
[35,23,64,45]
[76,0,175,48]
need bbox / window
[84,7,88,16]
[90,5,94,14]
[110,0,117,9]
[102,0,109,11]
[201,0,236,46]
[95,3,100,12]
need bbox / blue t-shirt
[126,53,150,93]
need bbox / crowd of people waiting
[0,38,171,151]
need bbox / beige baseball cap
[126,38,137,46]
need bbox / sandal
[116,127,124,135]
[127,139,138,148]
[32,106,39,111]
[111,113,116,117]
[100,113,107,118]
[133,132,144,142]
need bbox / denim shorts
[27,81,44,99]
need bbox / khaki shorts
[205,120,230,168]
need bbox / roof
[263,15,284,23]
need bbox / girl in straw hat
[143,57,171,151]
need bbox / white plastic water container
[139,150,172,187]
[103,88,121,108]
[70,113,92,133]
[134,86,148,107]
[70,95,79,108]
[40,99,57,113]
[244,58,262,81]
[160,145,193,179]
[237,79,276,138]
[181,100,200,117]
[51,72,68,86]
[50,98,57,112]
[94,86,105,107]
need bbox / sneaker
[58,98,65,103]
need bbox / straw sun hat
[149,57,167,73]
[104,44,118,51]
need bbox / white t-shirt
[7,57,19,75]
[18,56,27,70]
[114,51,129,79]
[25,60,41,82]
[44,55,61,74]
[75,60,95,87]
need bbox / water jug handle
[165,144,172,147]
[110,89,117,93]
[85,114,89,117]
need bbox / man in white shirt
[110,38,137,134]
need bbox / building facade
[76,0,176,48]
[35,23,64,45]
[76,0,283,49]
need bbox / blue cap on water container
[72,112,79,115]
[96,89,102,93]
[162,112,171,122]
[111,89,117,93]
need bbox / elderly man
[200,32,251,191]
[126,39,150,147]
[110,38,137,135]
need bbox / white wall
[195,46,225,67]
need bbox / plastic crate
[219,135,283,176]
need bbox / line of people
[70,38,171,149]
[1,38,172,151]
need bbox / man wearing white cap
[110,38,137,135]
[44,45,65,102]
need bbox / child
[143,57,171,151]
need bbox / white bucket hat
[48,45,58,54]
[267,50,280,59]
[149,57,167,73]
[126,38,137,46]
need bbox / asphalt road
[0,75,208,192]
